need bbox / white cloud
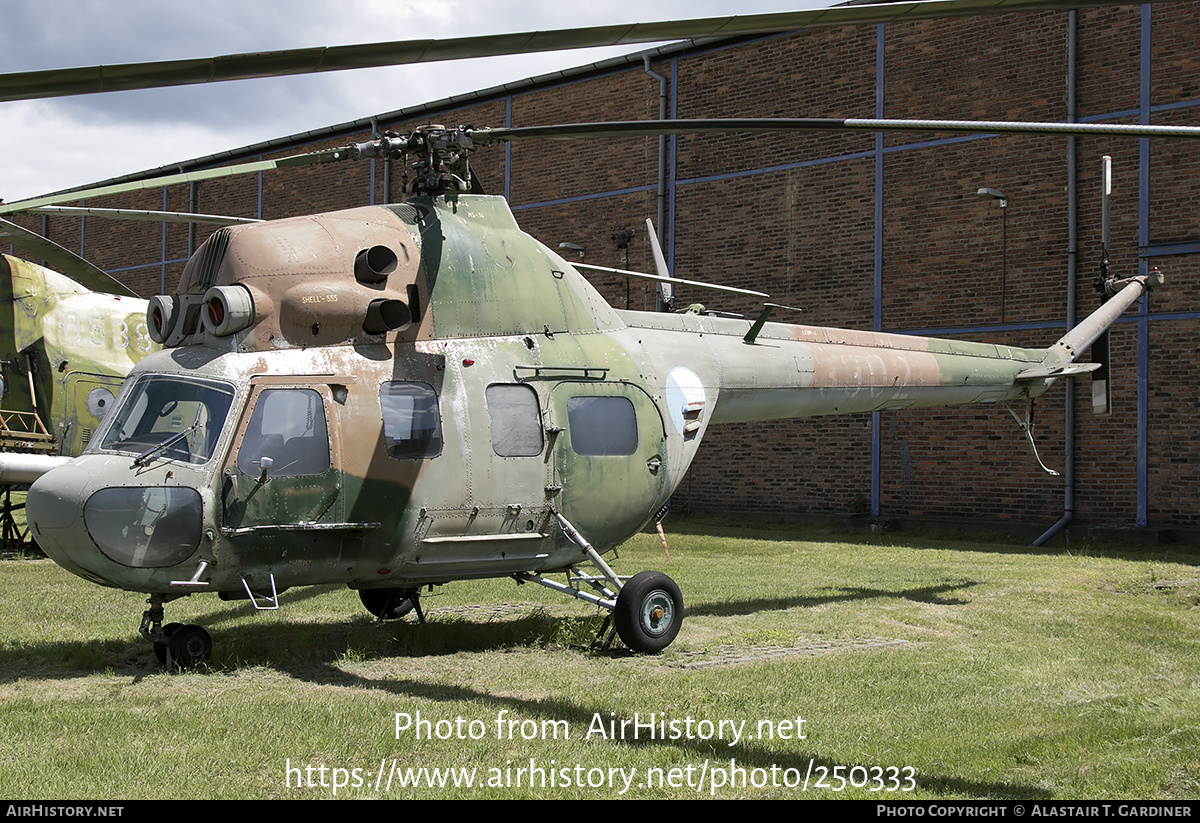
[0,98,266,203]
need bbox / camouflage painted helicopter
[12,123,1173,666]
[0,0,1193,666]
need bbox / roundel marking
[665,366,705,437]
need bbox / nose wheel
[151,624,213,668]
[151,622,183,665]
[141,597,212,669]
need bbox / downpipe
[1038,11,1078,549]
[1033,511,1072,547]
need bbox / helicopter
[12,123,1171,666]
[0,0,1193,666]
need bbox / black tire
[614,571,683,653]
[152,622,184,665]
[167,624,212,668]
[358,588,417,620]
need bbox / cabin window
[566,396,637,455]
[236,388,329,477]
[486,384,543,457]
[380,382,443,459]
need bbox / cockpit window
[96,374,235,464]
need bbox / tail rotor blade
[1093,156,1113,416]
[1091,330,1111,416]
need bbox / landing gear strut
[515,510,684,653]
[141,595,212,669]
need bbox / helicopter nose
[27,462,95,571]
[81,486,202,568]
[29,466,203,574]
[27,463,91,533]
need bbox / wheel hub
[641,590,673,636]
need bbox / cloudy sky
[0,0,836,203]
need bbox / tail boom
[1042,271,1162,367]
[624,269,1160,427]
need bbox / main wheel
[167,624,212,669]
[359,588,417,620]
[614,571,683,653]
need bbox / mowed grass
[0,520,1197,799]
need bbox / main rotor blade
[475,118,1200,143]
[13,114,1199,215]
[0,146,349,216]
[26,206,261,226]
[0,217,137,296]
[574,262,769,299]
[0,0,1145,103]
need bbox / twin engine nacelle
[146,286,258,345]
[146,244,417,349]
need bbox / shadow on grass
[685,581,979,618]
[0,576,981,682]
[662,514,1200,566]
[0,600,611,683]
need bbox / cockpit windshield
[94,374,236,465]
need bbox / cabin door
[220,380,344,552]
[549,381,667,550]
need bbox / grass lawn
[0,519,1197,799]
